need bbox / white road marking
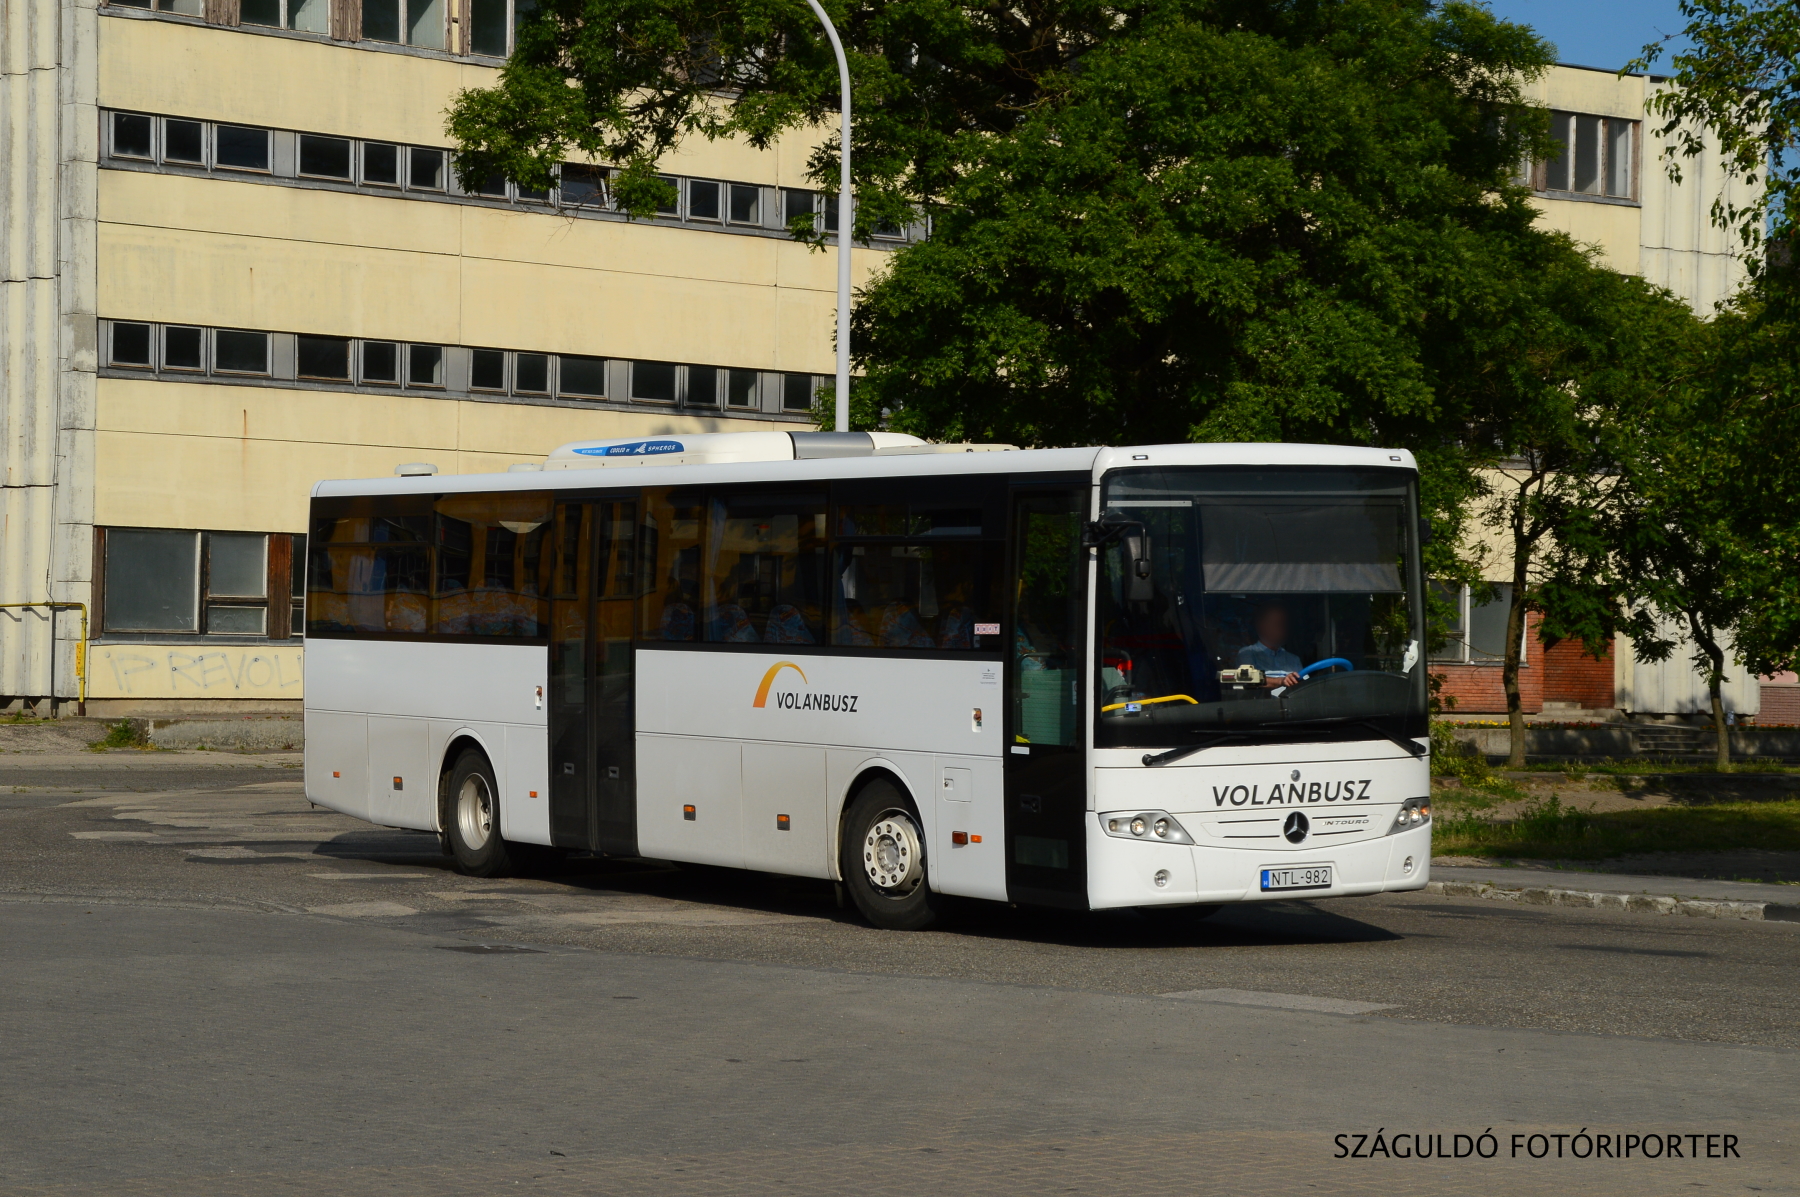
[1159,988,1398,1015]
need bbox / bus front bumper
[1086,819,1433,910]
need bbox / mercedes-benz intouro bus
[303,433,1432,929]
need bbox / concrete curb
[1424,879,1800,923]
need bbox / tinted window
[113,113,153,158]
[701,492,828,645]
[308,494,552,638]
[297,336,350,380]
[214,330,268,374]
[299,135,352,179]
[215,126,269,171]
[163,119,204,164]
[111,322,152,367]
[560,355,606,397]
[363,142,399,186]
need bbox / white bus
[303,432,1432,929]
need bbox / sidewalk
[1428,862,1800,923]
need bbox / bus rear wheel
[445,749,515,878]
[840,780,943,932]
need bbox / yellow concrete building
[3,0,905,715]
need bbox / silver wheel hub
[862,810,922,895]
[457,774,494,850]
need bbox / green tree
[1467,266,1701,769]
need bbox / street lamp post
[803,0,852,433]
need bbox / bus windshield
[1095,466,1426,749]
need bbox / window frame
[1532,110,1640,202]
[1427,582,1527,666]
[97,527,306,639]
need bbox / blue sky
[1482,0,1693,72]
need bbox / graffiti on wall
[93,646,304,698]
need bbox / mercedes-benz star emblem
[1291,769,1301,781]
[1283,812,1310,843]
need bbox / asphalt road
[2,752,1796,1195]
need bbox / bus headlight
[1101,811,1195,845]
[1388,797,1431,834]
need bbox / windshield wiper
[1138,720,1424,767]
[1142,734,1251,768]
[1276,716,1426,757]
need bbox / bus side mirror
[1124,530,1153,602]
[1083,510,1153,602]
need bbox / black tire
[445,749,515,878]
[839,778,944,931]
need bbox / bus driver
[1238,603,1303,689]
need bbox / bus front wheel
[445,749,515,878]
[840,780,943,932]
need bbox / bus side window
[638,488,704,641]
[701,491,827,645]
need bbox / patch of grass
[89,720,156,752]
[1434,795,1800,859]
[1430,721,1528,809]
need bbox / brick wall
[1760,680,1800,725]
[1434,612,1545,715]
[1540,637,1614,709]
[1432,615,1548,709]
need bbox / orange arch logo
[752,661,808,707]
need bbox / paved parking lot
[3,753,1796,1195]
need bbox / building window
[729,184,760,224]
[1429,582,1522,665]
[407,344,445,388]
[361,0,444,48]
[297,335,351,380]
[632,361,678,404]
[686,365,720,407]
[111,112,153,159]
[1532,111,1637,200]
[238,0,330,33]
[559,355,607,398]
[688,180,721,221]
[163,119,205,164]
[299,135,353,180]
[782,373,815,412]
[163,325,204,371]
[214,125,270,172]
[727,369,760,409]
[515,353,550,393]
[362,342,400,385]
[560,164,607,208]
[100,529,306,638]
[214,330,270,375]
[655,176,681,216]
[110,322,153,368]
[470,349,507,391]
[363,143,400,186]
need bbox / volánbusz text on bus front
[301,432,1431,930]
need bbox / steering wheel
[1297,657,1354,680]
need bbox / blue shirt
[1238,642,1301,677]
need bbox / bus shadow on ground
[529,855,1402,949]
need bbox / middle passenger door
[548,497,638,855]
